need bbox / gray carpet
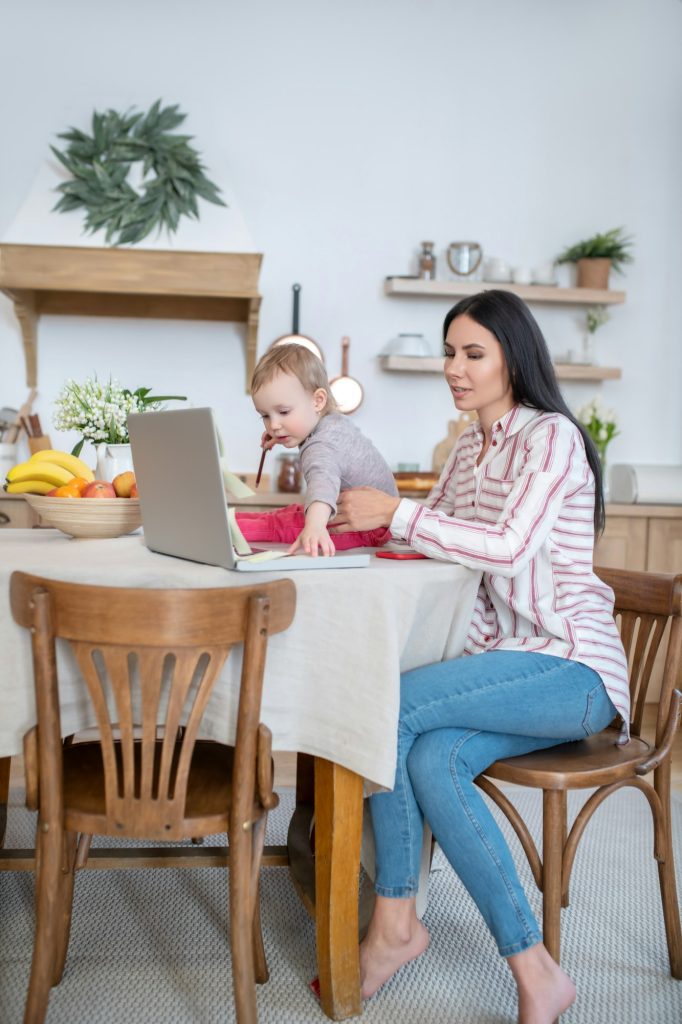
[1,786,681,1023]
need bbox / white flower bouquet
[576,396,619,464]
[53,377,186,456]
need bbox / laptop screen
[128,407,237,568]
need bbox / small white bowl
[381,333,432,357]
[24,495,142,539]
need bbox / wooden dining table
[0,528,481,1020]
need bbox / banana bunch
[4,449,95,494]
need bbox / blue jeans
[370,651,616,957]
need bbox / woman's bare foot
[360,902,430,999]
[508,943,576,1024]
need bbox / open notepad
[128,407,370,572]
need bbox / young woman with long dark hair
[333,290,628,1023]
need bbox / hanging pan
[270,283,324,361]
[330,336,363,414]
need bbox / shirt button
[492,440,498,446]
[471,500,475,506]
[484,635,492,642]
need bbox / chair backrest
[595,566,682,742]
[10,572,296,838]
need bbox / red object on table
[375,550,428,560]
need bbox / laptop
[127,407,370,572]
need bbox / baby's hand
[288,525,335,558]
[260,431,278,451]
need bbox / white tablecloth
[0,530,481,789]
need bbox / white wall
[1,0,681,476]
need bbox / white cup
[531,261,557,285]
[485,258,512,283]
[512,266,532,285]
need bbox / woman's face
[443,314,514,427]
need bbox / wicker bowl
[24,495,142,539]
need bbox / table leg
[315,757,364,1020]
[0,756,10,848]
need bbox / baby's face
[253,371,327,447]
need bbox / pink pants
[235,504,391,550]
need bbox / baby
[236,344,398,556]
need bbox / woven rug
[1,786,681,1024]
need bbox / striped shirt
[390,404,630,734]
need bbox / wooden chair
[477,566,682,978]
[10,571,296,1024]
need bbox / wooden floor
[7,705,682,799]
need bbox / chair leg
[229,829,258,1024]
[541,789,567,967]
[0,756,10,849]
[51,831,78,985]
[24,823,63,1024]
[251,878,269,985]
[250,815,269,984]
[654,764,682,978]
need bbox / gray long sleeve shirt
[299,413,398,513]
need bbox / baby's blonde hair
[251,344,337,413]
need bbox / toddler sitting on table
[236,344,398,556]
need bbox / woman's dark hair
[443,290,605,534]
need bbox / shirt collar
[472,404,540,442]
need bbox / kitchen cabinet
[595,504,682,572]
[595,504,682,702]
[0,494,39,528]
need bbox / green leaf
[51,100,227,242]
[71,438,85,457]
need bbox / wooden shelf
[552,363,621,381]
[0,244,263,392]
[384,277,626,306]
[379,355,621,382]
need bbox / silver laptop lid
[128,407,236,569]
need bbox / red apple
[112,470,136,498]
[83,480,116,499]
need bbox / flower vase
[96,443,134,482]
[581,332,597,365]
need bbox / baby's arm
[288,501,335,557]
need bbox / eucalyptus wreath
[51,100,226,246]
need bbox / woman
[333,290,629,1024]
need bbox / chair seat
[62,739,272,839]
[484,730,652,790]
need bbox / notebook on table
[127,407,370,572]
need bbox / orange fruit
[53,482,82,498]
[70,477,90,495]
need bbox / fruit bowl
[24,495,142,539]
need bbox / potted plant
[557,227,633,289]
[53,376,186,479]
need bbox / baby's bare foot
[360,919,430,999]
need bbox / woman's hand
[331,487,401,533]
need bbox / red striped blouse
[390,404,630,733]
